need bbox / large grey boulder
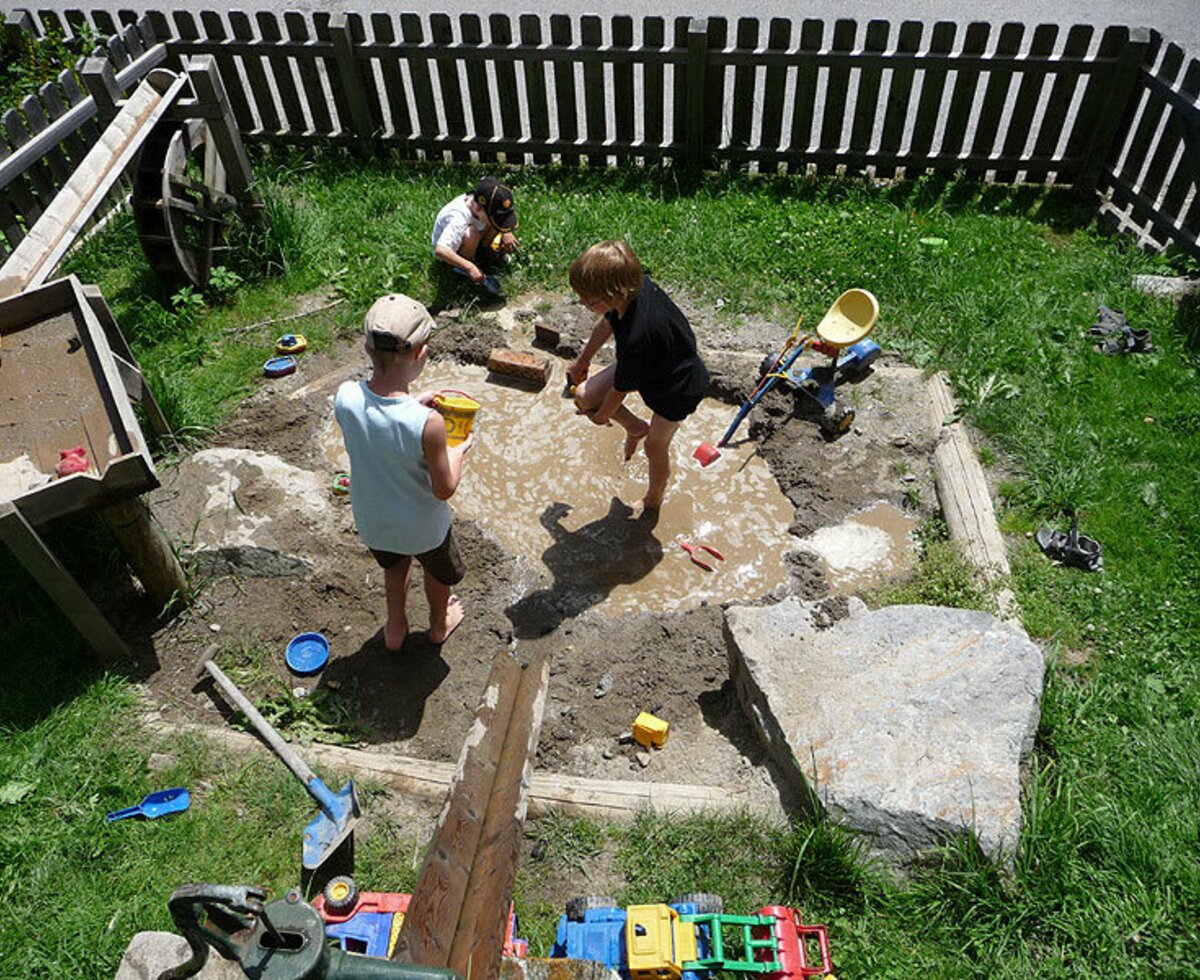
[115,931,245,979]
[725,598,1044,863]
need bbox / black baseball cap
[473,177,518,231]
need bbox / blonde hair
[569,240,643,304]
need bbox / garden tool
[680,540,725,571]
[106,787,190,822]
[161,882,462,980]
[198,651,359,870]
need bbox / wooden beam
[98,497,187,612]
[450,650,551,980]
[925,373,1018,621]
[392,652,523,967]
[0,500,129,663]
[144,718,765,820]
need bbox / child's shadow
[506,497,663,638]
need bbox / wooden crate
[0,275,156,526]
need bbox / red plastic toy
[54,445,89,477]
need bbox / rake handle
[200,658,323,797]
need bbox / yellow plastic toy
[275,332,308,355]
[632,712,669,749]
[626,904,698,980]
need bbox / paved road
[12,0,1200,59]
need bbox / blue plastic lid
[286,632,330,674]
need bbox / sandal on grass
[1093,324,1153,355]
[1035,518,1103,572]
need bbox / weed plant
[2,155,1198,976]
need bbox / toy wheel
[323,875,359,914]
[758,353,775,379]
[670,892,725,914]
[565,895,617,922]
[819,404,855,437]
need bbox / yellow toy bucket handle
[814,288,879,348]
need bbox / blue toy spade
[199,652,360,870]
[106,787,191,822]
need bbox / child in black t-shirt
[567,240,709,514]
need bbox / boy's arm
[567,316,612,384]
[434,243,484,283]
[423,411,472,500]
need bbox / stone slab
[725,598,1044,863]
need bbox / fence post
[1078,27,1152,191]
[685,17,708,176]
[329,12,375,155]
[80,55,122,126]
[186,55,257,205]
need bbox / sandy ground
[116,290,939,814]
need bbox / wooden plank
[996,24,1057,183]
[702,18,727,160]
[817,19,855,175]
[313,13,355,138]
[460,15,495,163]
[1103,38,1179,190]
[59,71,101,145]
[372,14,413,145]
[449,650,551,980]
[684,17,708,174]
[430,13,468,161]
[925,374,1017,621]
[199,12,255,132]
[612,16,635,152]
[728,17,758,156]
[940,22,990,158]
[969,22,1023,166]
[148,717,768,818]
[908,22,956,166]
[37,79,88,169]
[19,94,71,186]
[106,33,131,71]
[1026,25,1096,183]
[519,15,551,164]
[392,653,523,967]
[3,111,55,215]
[0,194,22,251]
[490,14,521,161]
[643,17,666,151]
[874,20,921,178]
[121,22,145,59]
[1155,59,1200,221]
[230,10,280,134]
[1077,27,1152,190]
[328,13,374,150]
[581,15,606,165]
[848,20,888,161]
[92,10,117,38]
[285,12,334,136]
[0,501,130,663]
[401,13,439,150]
[1062,26,1123,175]
[671,16,690,158]
[550,15,579,165]
[257,12,306,135]
[787,19,823,168]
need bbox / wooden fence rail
[3,9,1198,264]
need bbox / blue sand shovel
[199,652,359,870]
[106,787,191,822]
[452,265,503,297]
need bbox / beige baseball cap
[363,294,434,352]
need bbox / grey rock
[115,932,245,979]
[146,753,177,773]
[725,598,1043,864]
[593,672,613,698]
[1132,274,1200,302]
[636,750,651,768]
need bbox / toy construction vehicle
[550,895,834,980]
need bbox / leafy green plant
[206,266,244,305]
[0,23,96,113]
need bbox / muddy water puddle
[319,359,796,617]
[799,501,917,592]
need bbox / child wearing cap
[335,294,473,651]
[567,240,710,515]
[431,176,519,285]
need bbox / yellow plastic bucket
[433,390,480,447]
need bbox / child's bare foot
[629,497,662,522]
[384,621,408,652]
[623,423,650,461]
[429,595,465,645]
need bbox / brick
[487,348,551,387]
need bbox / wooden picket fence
[1,9,1198,262]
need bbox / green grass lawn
[2,155,1198,977]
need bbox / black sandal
[1035,517,1103,572]
[1094,324,1153,355]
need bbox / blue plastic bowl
[286,632,330,675]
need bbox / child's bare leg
[383,557,413,651]
[426,574,465,644]
[639,414,681,511]
[574,365,649,459]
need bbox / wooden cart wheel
[133,118,231,289]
